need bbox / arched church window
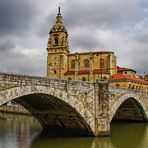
[62,37,64,45]
[116,84,120,87]
[82,77,86,81]
[100,58,105,68]
[71,60,75,68]
[54,37,59,45]
[84,59,89,68]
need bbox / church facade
[47,7,117,82]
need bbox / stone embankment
[0,104,30,115]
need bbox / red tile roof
[69,51,114,56]
[117,66,136,72]
[110,74,148,85]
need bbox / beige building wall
[64,52,117,82]
[110,80,148,93]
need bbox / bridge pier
[94,80,110,136]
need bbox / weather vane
[58,0,62,14]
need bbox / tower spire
[56,6,62,23]
[58,6,61,15]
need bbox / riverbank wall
[0,105,31,115]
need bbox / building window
[84,59,89,68]
[54,70,57,74]
[55,37,59,45]
[129,84,131,88]
[103,76,107,80]
[68,77,72,80]
[82,77,86,81]
[71,60,75,68]
[116,84,120,87]
[62,37,64,45]
[100,58,105,68]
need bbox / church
[46,7,117,82]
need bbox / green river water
[0,113,148,148]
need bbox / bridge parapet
[109,86,148,100]
[0,72,94,91]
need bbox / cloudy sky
[0,0,148,76]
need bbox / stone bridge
[0,72,148,136]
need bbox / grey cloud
[63,0,146,30]
[119,39,148,74]
[0,0,38,37]
[69,28,104,51]
[0,49,46,76]
[0,39,46,76]
[130,49,148,74]
[38,14,55,38]
[132,20,148,43]
[134,31,148,43]
[0,40,16,52]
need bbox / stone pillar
[94,80,110,136]
[74,53,79,80]
[89,52,94,82]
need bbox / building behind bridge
[47,7,148,92]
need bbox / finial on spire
[56,6,62,23]
[58,6,61,15]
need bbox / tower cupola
[50,7,68,35]
[47,7,69,53]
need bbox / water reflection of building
[0,113,41,148]
[0,102,30,114]
[18,123,30,148]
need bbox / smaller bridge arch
[110,93,148,122]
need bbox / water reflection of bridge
[31,123,147,148]
[0,72,148,136]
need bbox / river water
[0,113,148,148]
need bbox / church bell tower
[47,7,69,78]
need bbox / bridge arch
[0,85,94,136]
[110,93,148,122]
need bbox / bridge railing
[0,72,94,90]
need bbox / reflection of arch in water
[31,134,94,148]
[0,86,94,136]
[110,123,147,148]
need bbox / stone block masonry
[0,72,148,136]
